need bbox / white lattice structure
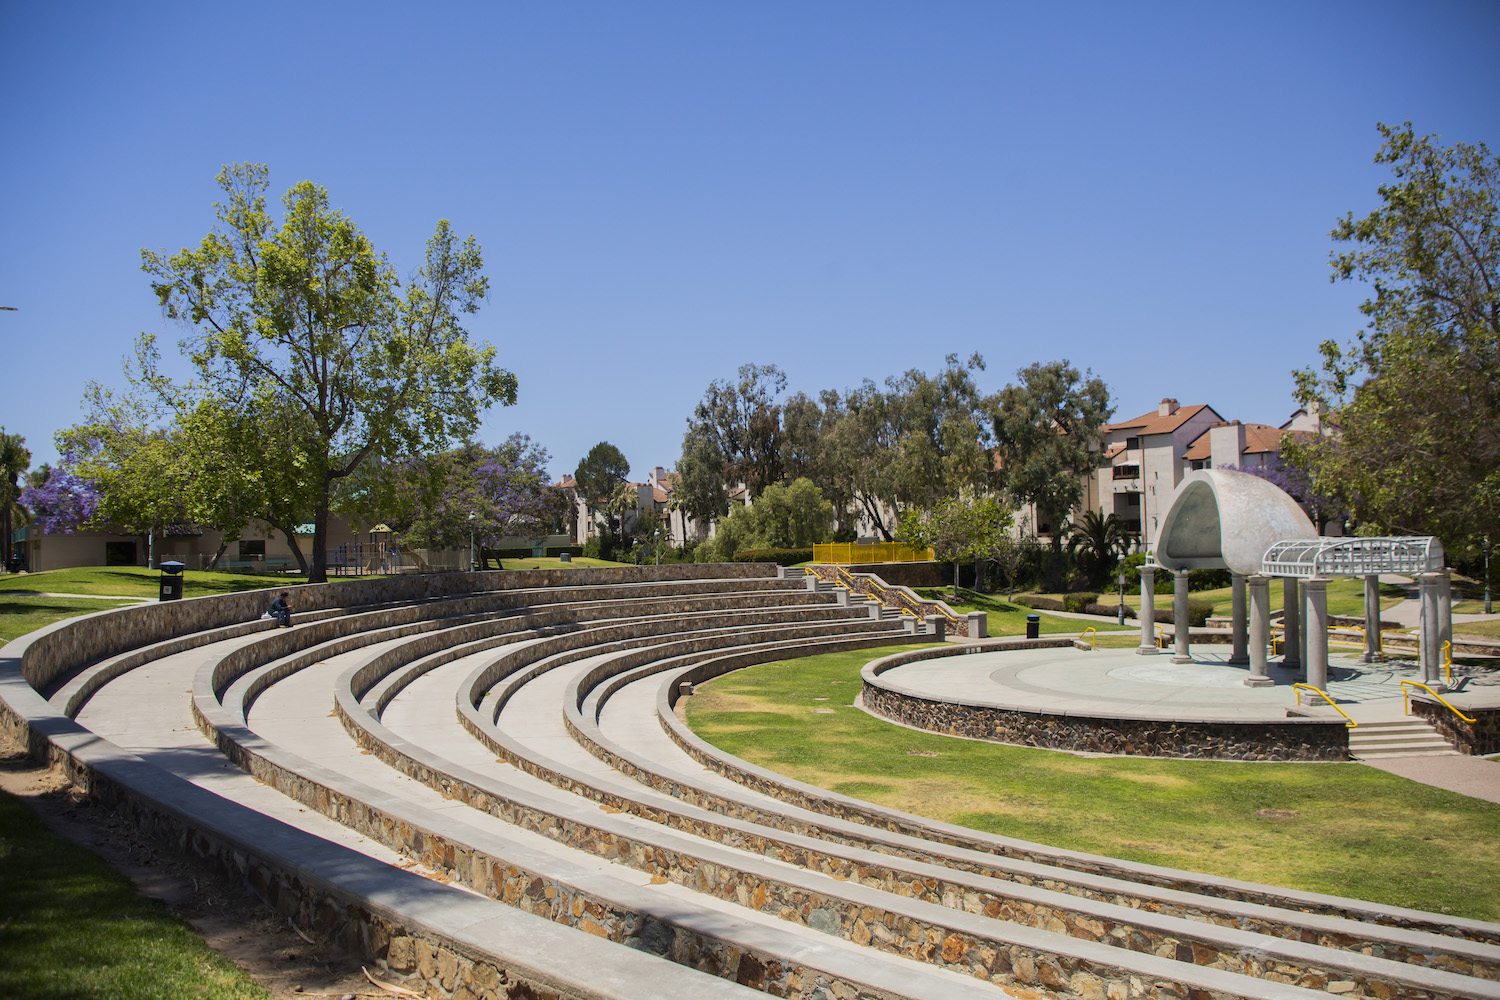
[1261,536,1444,580]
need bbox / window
[105,541,137,566]
[1126,492,1141,507]
[239,540,266,559]
[1125,436,1139,451]
[1112,464,1140,480]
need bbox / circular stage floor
[874,645,1499,725]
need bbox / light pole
[1117,569,1127,626]
[468,512,477,572]
[1486,534,1492,615]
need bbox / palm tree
[1,430,30,571]
[1065,509,1130,586]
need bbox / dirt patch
[0,731,374,999]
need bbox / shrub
[1085,602,1134,619]
[735,548,814,565]
[1152,600,1214,627]
[1012,595,1066,612]
[544,545,583,558]
[1190,568,1232,591]
[1118,552,1171,589]
[1063,592,1100,614]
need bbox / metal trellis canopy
[1260,536,1444,579]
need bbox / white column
[1418,573,1443,688]
[1298,580,1310,675]
[1361,574,1383,664]
[1281,577,1301,672]
[1229,573,1249,665]
[1171,569,1192,663]
[1246,575,1272,686]
[1137,559,1158,655]
[1438,571,1453,685]
[1304,577,1330,699]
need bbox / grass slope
[686,645,1500,920]
[0,790,271,1000]
[0,595,142,644]
[0,566,314,599]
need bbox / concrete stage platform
[872,645,1500,726]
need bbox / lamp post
[1117,569,1127,626]
[1486,534,1492,615]
[469,512,477,572]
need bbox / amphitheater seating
[1,564,1497,1000]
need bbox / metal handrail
[1442,640,1453,684]
[1400,680,1476,724]
[1293,684,1357,728]
[1155,624,1166,649]
[1081,626,1097,650]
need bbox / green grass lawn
[0,789,272,1000]
[0,595,143,644]
[493,556,633,570]
[909,587,1082,635]
[1455,620,1500,640]
[685,646,1500,920]
[1454,599,1495,615]
[0,566,311,599]
[1034,578,1407,618]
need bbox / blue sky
[3,1,1497,482]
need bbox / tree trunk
[206,540,228,571]
[308,491,330,583]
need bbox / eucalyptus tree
[1290,123,1499,549]
[140,163,517,581]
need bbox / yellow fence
[812,543,935,565]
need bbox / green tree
[573,442,631,539]
[669,432,730,543]
[819,355,996,540]
[1291,123,1499,548]
[990,359,1113,542]
[898,493,1013,598]
[1065,509,1131,587]
[688,363,787,499]
[1,429,30,569]
[139,163,516,582]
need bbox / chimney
[1158,398,1179,417]
[1209,420,1245,468]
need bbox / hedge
[735,548,814,565]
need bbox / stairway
[1348,718,1458,759]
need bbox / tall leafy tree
[573,442,631,539]
[670,432,730,543]
[1291,123,1499,548]
[990,359,1113,538]
[688,363,787,499]
[818,355,996,540]
[139,163,517,582]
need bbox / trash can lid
[160,560,186,572]
[1026,613,1039,621]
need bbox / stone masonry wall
[1411,701,1500,756]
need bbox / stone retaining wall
[1411,701,1500,756]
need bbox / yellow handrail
[1400,680,1476,724]
[837,564,959,623]
[1155,624,1166,649]
[1293,684,1357,728]
[1442,640,1452,684]
[1080,626,1097,650]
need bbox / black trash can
[1025,613,1040,639]
[159,560,185,601]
